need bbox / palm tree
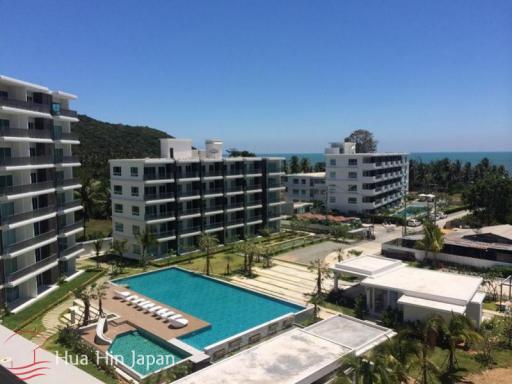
[416,218,444,265]
[94,281,109,316]
[198,233,219,276]
[306,258,331,318]
[335,352,395,384]
[235,238,259,277]
[410,317,444,384]
[77,177,106,239]
[74,285,95,326]
[111,239,128,275]
[136,229,158,270]
[377,331,418,382]
[441,314,482,373]
[262,246,273,268]
[92,236,104,270]
[224,253,233,275]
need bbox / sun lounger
[114,291,131,300]
[155,308,171,318]
[126,295,139,302]
[136,300,150,309]
[158,310,175,320]
[142,303,155,311]
[148,305,162,314]
[169,317,188,328]
[130,298,145,305]
[162,313,180,322]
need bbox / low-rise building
[283,172,326,203]
[110,138,286,259]
[331,255,484,327]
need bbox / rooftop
[174,314,394,384]
[332,255,402,277]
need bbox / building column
[333,273,339,291]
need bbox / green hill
[73,114,172,180]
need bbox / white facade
[110,138,286,259]
[325,141,409,215]
[0,75,83,310]
[283,172,326,203]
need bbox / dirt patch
[463,368,512,384]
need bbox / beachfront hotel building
[325,141,409,215]
[283,172,326,203]
[110,138,286,259]
[0,75,83,311]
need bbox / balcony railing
[205,204,224,212]
[0,205,56,225]
[4,230,57,253]
[203,170,224,177]
[6,254,58,283]
[226,201,244,209]
[59,108,78,118]
[0,97,51,114]
[0,180,55,197]
[144,192,175,200]
[226,218,245,226]
[55,156,80,164]
[180,225,201,234]
[55,177,81,187]
[145,211,175,220]
[204,222,224,230]
[60,244,83,258]
[179,189,200,198]
[0,127,53,139]
[225,186,244,193]
[180,207,201,216]
[177,171,200,179]
[57,199,81,210]
[246,184,262,190]
[0,156,54,166]
[203,187,224,195]
[58,220,83,233]
[247,215,262,222]
[54,131,79,141]
[155,229,176,238]
[143,173,173,180]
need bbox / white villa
[331,255,485,327]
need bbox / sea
[258,152,512,173]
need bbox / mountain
[73,114,172,180]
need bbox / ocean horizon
[258,151,512,172]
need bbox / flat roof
[363,264,482,304]
[332,255,403,277]
[174,315,394,384]
[0,324,102,384]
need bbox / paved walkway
[32,297,75,346]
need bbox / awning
[398,295,466,314]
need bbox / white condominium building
[325,141,409,215]
[283,172,326,203]
[0,75,83,311]
[110,138,286,259]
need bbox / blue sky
[1,0,511,153]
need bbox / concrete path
[32,297,74,346]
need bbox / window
[131,186,139,197]
[348,197,357,204]
[348,172,357,179]
[132,206,140,216]
[292,189,299,194]
[115,222,124,232]
[133,244,141,255]
[130,167,139,177]
[329,196,336,203]
[114,204,123,214]
[293,179,299,184]
[301,179,306,185]
[348,185,357,192]
[113,166,122,176]
[329,171,336,178]
[348,159,358,166]
[113,185,122,195]
[301,190,306,195]
[132,225,140,235]
[329,159,336,166]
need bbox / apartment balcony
[5,254,59,286]
[144,192,175,201]
[225,170,244,178]
[203,170,224,178]
[203,187,224,196]
[0,156,54,168]
[180,225,202,235]
[204,222,224,231]
[178,189,201,199]
[60,244,84,260]
[246,215,262,224]
[155,229,176,241]
[0,180,55,198]
[0,205,56,226]
[4,230,57,255]
[53,131,79,141]
[226,218,245,227]
[226,202,245,211]
[55,177,81,189]
[0,127,53,141]
[225,186,244,194]
[179,207,201,217]
[55,156,80,165]
[0,96,51,114]
[58,108,78,118]
[204,204,224,214]
[143,173,174,181]
[177,171,200,180]
[58,220,84,235]
[145,210,175,220]
[57,199,82,212]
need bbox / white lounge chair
[136,300,150,309]
[142,303,155,311]
[126,295,139,302]
[162,313,180,323]
[158,310,175,320]
[114,291,131,300]
[169,317,188,328]
[155,308,170,318]
[148,305,162,315]
[131,298,145,305]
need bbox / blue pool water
[108,330,189,376]
[115,268,304,349]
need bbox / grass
[483,301,498,311]
[176,252,249,276]
[84,218,112,238]
[2,269,104,330]
[43,334,117,384]
[320,301,356,317]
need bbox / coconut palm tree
[416,218,444,265]
[111,239,128,275]
[224,253,233,275]
[306,258,331,318]
[198,233,219,276]
[441,314,482,373]
[136,229,158,270]
[335,352,395,384]
[92,236,104,270]
[94,281,109,316]
[74,285,96,326]
[409,317,444,384]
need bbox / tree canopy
[226,148,256,157]
[345,129,378,153]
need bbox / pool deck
[83,284,210,349]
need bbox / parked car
[407,218,421,227]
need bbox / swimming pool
[394,205,429,218]
[108,330,189,376]
[115,268,304,349]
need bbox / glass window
[293,179,299,184]
[329,159,336,166]
[115,222,124,232]
[113,185,122,195]
[348,159,358,166]
[131,186,139,197]
[348,172,357,179]
[329,171,336,178]
[132,225,140,235]
[132,206,140,216]
[348,197,357,204]
[329,196,336,203]
[113,166,122,176]
[130,167,138,177]
[114,204,123,213]
[348,185,357,192]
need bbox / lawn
[84,218,112,238]
[176,251,248,276]
[43,334,117,384]
[320,301,356,317]
[2,269,105,330]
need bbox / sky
[1,0,511,153]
